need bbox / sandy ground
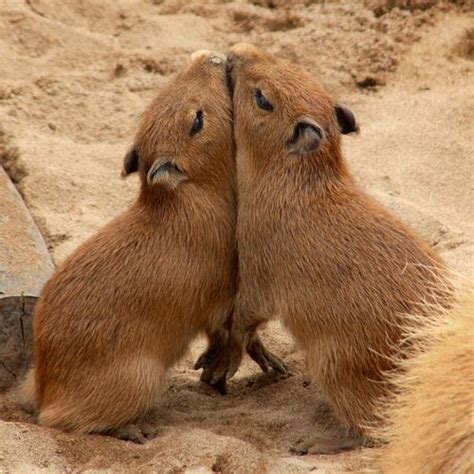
[0,0,473,472]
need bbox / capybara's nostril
[190,50,225,67]
[209,55,224,65]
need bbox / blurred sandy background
[0,0,472,472]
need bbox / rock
[0,165,53,390]
[0,165,54,298]
[0,295,36,391]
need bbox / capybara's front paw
[194,328,228,371]
[198,335,244,395]
[246,334,288,376]
[195,329,231,394]
[194,348,215,371]
[199,349,231,395]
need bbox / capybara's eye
[255,89,273,112]
[190,110,204,135]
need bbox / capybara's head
[226,43,358,174]
[123,50,233,193]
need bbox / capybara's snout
[190,49,226,68]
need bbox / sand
[0,0,472,472]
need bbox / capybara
[207,43,451,454]
[377,283,473,473]
[26,51,241,443]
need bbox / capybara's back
[378,283,474,474]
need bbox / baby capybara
[27,51,239,443]
[207,44,451,454]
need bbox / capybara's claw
[270,357,288,375]
[290,432,368,455]
[198,331,243,392]
[289,444,308,456]
[268,353,289,375]
[210,375,228,395]
[198,361,228,394]
[210,367,229,387]
[194,344,224,371]
[104,425,151,444]
[199,350,230,395]
[246,335,288,376]
[195,329,229,371]
[193,352,209,370]
[199,364,228,394]
[255,354,270,373]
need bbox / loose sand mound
[0,1,472,472]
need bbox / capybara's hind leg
[38,357,166,438]
[300,351,380,454]
[321,369,382,439]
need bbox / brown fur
[16,368,36,414]
[210,44,452,453]
[377,283,473,474]
[28,51,237,439]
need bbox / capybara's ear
[146,158,187,189]
[121,145,139,178]
[335,104,359,135]
[287,116,325,156]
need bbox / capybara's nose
[209,53,225,66]
[227,43,256,70]
[190,50,225,66]
[190,49,211,62]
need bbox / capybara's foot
[104,423,158,444]
[197,352,229,394]
[194,347,218,372]
[199,350,232,395]
[197,330,245,394]
[199,339,243,394]
[194,329,228,371]
[199,332,287,393]
[291,431,371,455]
[246,334,288,375]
